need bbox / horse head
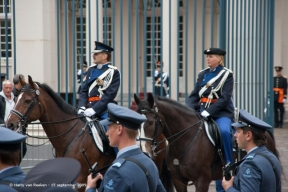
[6,75,42,132]
[134,93,165,139]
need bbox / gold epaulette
[108,65,117,69]
[283,75,287,79]
[224,67,233,73]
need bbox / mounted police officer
[273,66,287,128]
[222,109,281,192]
[85,103,166,192]
[154,61,169,97]
[78,41,120,121]
[187,48,235,192]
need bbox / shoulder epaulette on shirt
[199,67,210,73]
[223,67,233,73]
[283,75,287,79]
[112,159,126,168]
[246,153,256,160]
[108,65,117,69]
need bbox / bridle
[10,85,41,133]
[140,103,204,158]
[140,106,164,154]
[9,84,86,157]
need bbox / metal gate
[0,0,275,168]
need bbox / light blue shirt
[116,145,139,158]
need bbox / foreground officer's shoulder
[223,67,233,73]
[112,159,126,168]
[283,75,287,79]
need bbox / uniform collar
[116,145,139,158]
[209,65,223,73]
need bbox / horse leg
[172,177,188,192]
[193,178,211,192]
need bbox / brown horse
[134,93,279,192]
[6,76,115,191]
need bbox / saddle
[85,117,114,156]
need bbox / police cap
[100,103,147,130]
[232,109,271,132]
[92,41,114,54]
[275,66,283,72]
[204,48,226,56]
[0,127,26,151]
[82,61,87,67]
[23,158,81,192]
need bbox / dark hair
[0,150,20,165]
[13,74,24,84]
[103,52,111,61]
[242,127,266,146]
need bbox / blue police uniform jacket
[0,166,25,191]
[227,146,281,192]
[91,147,165,192]
[187,66,234,119]
[78,63,120,116]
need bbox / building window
[0,0,11,58]
[76,17,86,65]
[103,17,112,48]
[103,0,111,8]
[146,16,183,77]
[0,0,11,14]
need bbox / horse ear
[19,76,27,86]
[147,93,154,108]
[28,75,37,89]
[134,93,140,105]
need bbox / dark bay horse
[5,76,173,192]
[6,76,115,191]
[134,93,279,192]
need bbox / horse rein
[9,86,87,156]
[140,105,204,157]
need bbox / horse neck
[157,102,199,139]
[37,94,83,155]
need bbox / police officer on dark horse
[188,48,234,192]
[78,41,120,154]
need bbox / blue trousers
[214,117,232,192]
[99,113,118,155]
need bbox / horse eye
[25,100,31,104]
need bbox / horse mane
[155,96,197,116]
[36,83,77,116]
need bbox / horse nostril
[7,123,15,130]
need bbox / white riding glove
[84,108,96,117]
[201,110,210,118]
[283,99,287,103]
[78,106,86,114]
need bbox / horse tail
[159,159,174,192]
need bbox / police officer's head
[274,66,283,75]
[232,109,271,147]
[100,103,146,146]
[23,158,80,192]
[0,127,27,166]
[204,48,226,67]
[92,41,114,64]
